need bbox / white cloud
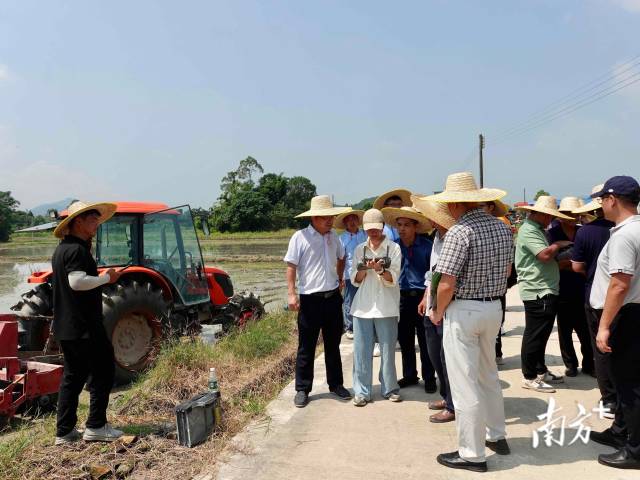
[609,0,640,13]
[0,64,10,82]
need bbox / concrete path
[213,289,636,480]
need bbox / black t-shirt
[52,235,103,340]
[546,221,585,299]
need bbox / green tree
[257,173,288,205]
[534,189,550,200]
[212,186,272,232]
[0,191,20,242]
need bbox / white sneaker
[373,343,381,357]
[55,428,81,445]
[387,392,402,402]
[522,377,555,393]
[345,331,354,340]
[353,395,368,407]
[83,423,124,442]
[541,371,564,384]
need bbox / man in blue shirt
[336,210,367,338]
[374,189,412,242]
[384,206,436,393]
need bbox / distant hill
[351,196,376,210]
[30,198,75,216]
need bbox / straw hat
[334,209,364,230]
[487,199,510,217]
[411,195,456,230]
[295,195,351,218]
[53,201,117,239]
[362,209,385,231]
[516,195,573,220]
[572,184,605,215]
[373,188,412,210]
[425,172,506,203]
[558,196,584,213]
[382,206,432,234]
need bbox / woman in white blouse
[350,209,402,406]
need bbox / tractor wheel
[11,283,53,316]
[102,280,167,385]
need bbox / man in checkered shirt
[422,172,514,473]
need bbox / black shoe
[329,385,352,400]
[398,377,420,388]
[598,448,640,469]
[602,401,617,419]
[565,367,578,377]
[424,378,438,394]
[591,429,626,449]
[294,391,309,408]
[436,451,488,473]
[486,438,511,455]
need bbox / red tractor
[11,202,263,384]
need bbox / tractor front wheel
[102,281,167,385]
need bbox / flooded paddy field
[0,238,289,313]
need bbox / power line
[488,73,640,147]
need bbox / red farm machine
[2,202,263,422]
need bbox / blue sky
[1,0,639,210]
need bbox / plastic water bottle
[208,367,223,427]
[208,368,219,393]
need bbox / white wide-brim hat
[373,188,413,210]
[382,206,432,234]
[53,201,117,239]
[425,172,506,204]
[572,184,605,215]
[362,209,385,231]
[516,195,573,220]
[295,195,351,218]
[411,194,456,230]
[334,209,365,230]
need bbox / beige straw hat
[373,188,412,210]
[516,195,573,220]
[558,196,584,213]
[411,195,456,230]
[486,199,510,217]
[425,172,506,203]
[381,206,432,234]
[334,209,365,230]
[53,201,117,239]
[572,184,605,215]
[295,195,351,218]
[362,209,385,231]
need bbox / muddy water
[0,241,289,313]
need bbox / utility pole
[479,134,485,187]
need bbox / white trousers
[443,299,507,462]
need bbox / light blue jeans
[352,316,399,399]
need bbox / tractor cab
[96,204,210,306]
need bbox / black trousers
[56,329,115,437]
[609,303,640,458]
[585,305,617,404]
[556,296,594,372]
[295,291,344,393]
[521,294,559,380]
[495,295,506,358]
[398,293,435,382]
[424,319,454,412]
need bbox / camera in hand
[356,245,391,271]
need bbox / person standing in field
[284,195,353,408]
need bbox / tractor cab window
[96,215,137,266]
[143,206,209,305]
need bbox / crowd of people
[284,172,640,472]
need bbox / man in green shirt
[516,196,573,393]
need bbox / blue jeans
[352,316,399,399]
[424,319,455,412]
[342,280,358,332]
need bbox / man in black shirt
[51,201,123,445]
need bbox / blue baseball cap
[591,176,640,200]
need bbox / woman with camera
[349,209,402,406]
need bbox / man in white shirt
[587,176,640,470]
[284,195,352,408]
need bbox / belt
[305,288,340,299]
[453,295,501,302]
[401,289,425,297]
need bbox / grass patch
[1,310,298,480]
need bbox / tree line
[0,191,49,242]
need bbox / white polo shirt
[590,215,640,309]
[284,225,345,294]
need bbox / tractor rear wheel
[102,280,167,385]
[11,283,53,316]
